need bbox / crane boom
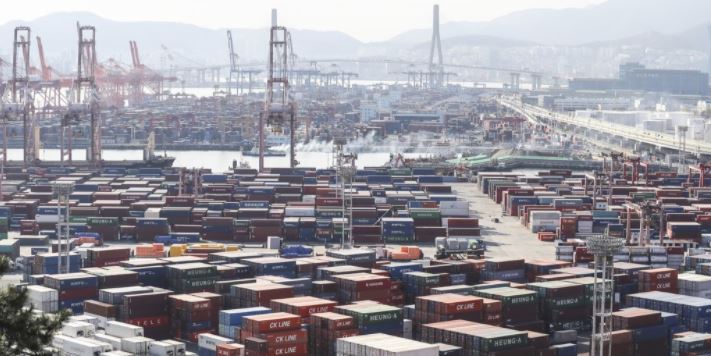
[36,36,51,81]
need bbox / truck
[434,237,485,259]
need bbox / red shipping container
[243,312,301,333]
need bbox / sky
[3,0,607,42]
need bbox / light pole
[587,233,624,356]
[51,182,74,273]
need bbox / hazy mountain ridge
[0,0,709,75]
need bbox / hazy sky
[5,0,606,42]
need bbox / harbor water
[4,149,433,171]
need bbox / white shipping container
[62,337,112,355]
[284,207,315,217]
[69,315,101,328]
[149,341,176,356]
[121,336,152,354]
[197,333,232,351]
[53,334,72,349]
[162,339,187,355]
[36,215,60,223]
[101,352,133,356]
[336,333,438,356]
[94,333,122,351]
[84,312,114,329]
[27,285,58,312]
[440,209,469,217]
[145,208,162,219]
[62,321,96,338]
[106,321,144,338]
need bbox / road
[500,97,711,156]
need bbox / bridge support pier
[531,74,542,91]
[510,73,520,91]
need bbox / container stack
[242,257,297,278]
[33,252,82,274]
[667,222,701,241]
[382,262,423,281]
[671,332,711,355]
[86,217,120,241]
[638,268,678,293]
[136,218,171,242]
[26,285,59,312]
[402,271,447,303]
[678,273,711,298]
[218,306,271,339]
[483,258,525,282]
[170,294,214,342]
[240,312,307,356]
[325,249,375,268]
[335,302,403,337]
[44,272,99,314]
[333,273,391,304]
[229,282,294,308]
[85,246,131,267]
[167,262,218,293]
[473,287,542,331]
[413,293,484,337]
[83,268,139,289]
[444,217,479,237]
[120,289,172,339]
[197,333,233,356]
[269,296,337,324]
[627,291,711,332]
[526,281,588,332]
[202,217,235,241]
[336,333,438,356]
[309,312,358,356]
[381,217,414,243]
[256,275,312,296]
[612,307,679,356]
[420,320,533,355]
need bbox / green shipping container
[474,330,528,352]
[473,287,537,307]
[87,217,120,226]
[69,216,88,224]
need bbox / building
[569,63,710,96]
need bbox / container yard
[0,1,709,355]
[0,160,707,356]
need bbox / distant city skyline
[3,0,606,42]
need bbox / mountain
[388,0,711,46]
[0,12,364,72]
[1,0,711,75]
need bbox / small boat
[242,147,286,157]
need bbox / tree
[0,256,69,355]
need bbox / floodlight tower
[588,233,624,356]
[333,134,357,249]
[52,182,73,273]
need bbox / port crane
[260,24,297,170]
[226,30,240,96]
[1,27,38,166]
[61,23,101,166]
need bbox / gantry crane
[2,27,38,166]
[260,25,297,171]
[62,23,101,166]
[227,30,240,96]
